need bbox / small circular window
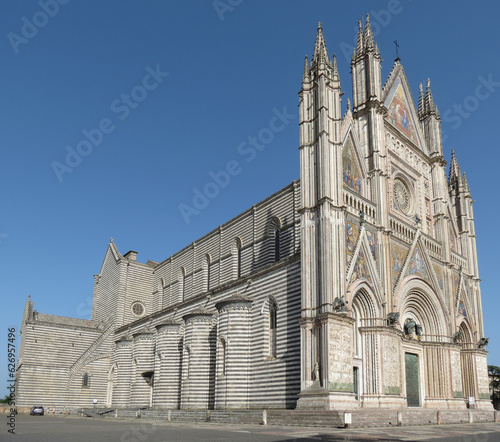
[131,302,145,317]
[393,178,412,215]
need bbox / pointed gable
[383,63,425,152]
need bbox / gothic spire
[303,55,310,80]
[332,53,339,80]
[449,149,461,181]
[418,83,424,118]
[425,78,439,116]
[355,20,364,55]
[462,172,470,192]
[363,14,375,50]
[312,22,329,66]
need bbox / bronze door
[405,353,420,407]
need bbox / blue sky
[1,1,499,397]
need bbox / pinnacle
[449,149,461,181]
[355,20,363,55]
[363,13,374,50]
[312,21,329,66]
[418,83,424,117]
[303,55,309,80]
[332,53,339,79]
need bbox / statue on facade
[313,362,320,386]
[415,323,423,338]
[359,209,366,226]
[333,296,347,313]
[404,318,416,336]
[477,337,489,349]
[387,312,400,326]
[452,331,463,343]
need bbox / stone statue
[333,296,347,312]
[359,209,366,226]
[415,324,423,337]
[404,318,416,336]
[387,312,400,326]
[477,337,489,349]
[313,362,320,384]
[452,331,463,343]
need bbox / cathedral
[16,16,492,411]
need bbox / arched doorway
[350,287,380,404]
[458,320,476,401]
[398,282,449,408]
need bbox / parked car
[30,406,44,416]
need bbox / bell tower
[298,23,357,409]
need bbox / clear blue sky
[1,1,499,397]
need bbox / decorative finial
[317,21,322,30]
[332,53,339,78]
[346,97,351,112]
[394,40,400,61]
[110,237,114,243]
[28,294,31,300]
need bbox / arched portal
[458,320,476,400]
[398,280,450,408]
[350,285,381,403]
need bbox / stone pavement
[6,415,499,442]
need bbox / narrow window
[269,302,277,358]
[204,255,211,292]
[180,267,186,301]
[232,238,242,279]
[274,228,280,262]
[82,373,89,388]
[220,339,226,376]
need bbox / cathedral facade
[16,16,491,411]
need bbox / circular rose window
[393,179,412,215]
[131,302,145,317]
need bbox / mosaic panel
[366,230,376,261]
[350,249,372,284]
[386,80,420,147]
[342,140,362,194]
[390,242,409,287]
[433,263,444,291]
[405,246,429,280]
[346,221,360,264]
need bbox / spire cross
[394,40,400,61]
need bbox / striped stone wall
[17,179,302,410]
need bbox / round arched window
[131,301,145,317]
